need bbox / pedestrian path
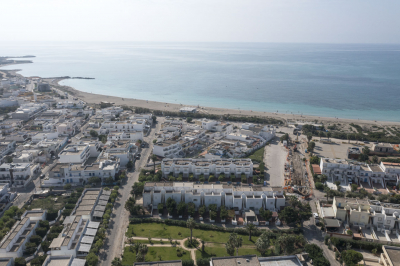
[127,236,203,265]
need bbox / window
[378,217,383,221]
[387,220,391,224]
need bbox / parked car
[313,213,319,219]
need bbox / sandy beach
[48,77,400,128]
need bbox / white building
[100,121,145,134]
[57,120,79,137]
[320,158,399,189]
[179,107,197,113]
[0,210,46,259]
[0,119,22,134]
[98,106,123,116]
[44,158,120,186]
[42,256,86,266]
[0,98,19,108]
[56,100,86,109]
[11,103,47,121]
[142,182,285,212]
[161,158,253,178]
[59,144,91,164]
[31,132,59,143]
[49,216,89,257]
[106,131,143,142]
[103,140,138,166]
[240,124,276,142]
[196,119,233,136]
[0,163,40,187]
[0,141,16,158]
[153,140,183,158]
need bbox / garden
[121,217,309,266]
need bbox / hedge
[330,237,386,252]
[129,218,302,237]
[197,258,210,266]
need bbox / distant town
[0,73,400,266]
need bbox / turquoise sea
[1,42,400,121]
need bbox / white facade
[31,132,59,143]
[153,140,183,158]
[143,182,285,211]
[56,100,86,109]
[100,121,145,134]
[162,158,253,178]
[59,144,90,164]
[320,158,398,188]
[107,131,143,142]
[44,158,120,186]
[0,211,46,259]
[103,140,137,167]
[0,98,18,108]
[0,163,39,187]
[11,103,47,121]
[57,120,78,136]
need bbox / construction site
[283,135,312,199]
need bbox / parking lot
[312,140,363,159]
[264,137,288,187]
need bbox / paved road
[99,119,162,266]
[264,137,287,187]
[303,196,339,266]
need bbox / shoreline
[52,78,400,127]
[2,58,400,127]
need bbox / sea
[1,42,400,122]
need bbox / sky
[1,0,400,43]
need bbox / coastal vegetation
[302,124,400,144]
[122,106,283,125]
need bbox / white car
[313,213,319,219]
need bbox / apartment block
[59,144,91,164]
[0,210,46,258]
[43,158,120,186]
[0,163,40,187]
[11,103,47,121]
[153,140,183,158]
[320,158,399,190]
[142,182,285,211]
[161,158,253,178]
[332,197,370,226]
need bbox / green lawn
[122,246,191,265]
[196,245,261,259]
[126,223,257,245]
[28,196,67,211]
[247,147,265,163]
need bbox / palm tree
[151,154,158,174]
[324,186,331,201]
[245,223,257,241]
[186,218,196,244]
[228,233,243,256]
[318,131,323,140]
[307,133,312,143]
[112,258,122,266]
[327,132,332,140]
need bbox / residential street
[99,118,161,266]
[304,195,339,266]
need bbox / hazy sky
[2,0,400,43]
